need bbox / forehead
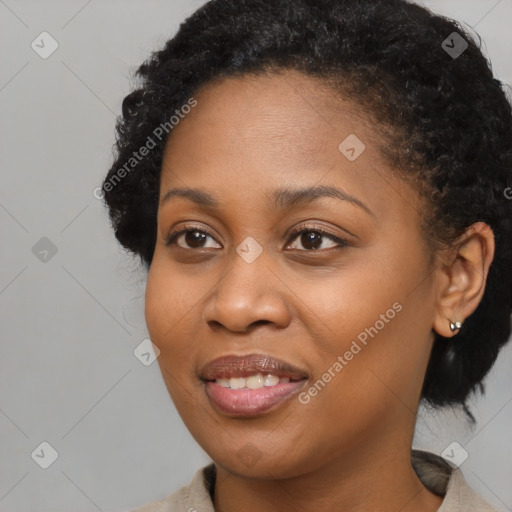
[159,69,418,223]
[164,69,376,168]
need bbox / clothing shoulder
[130,455,504,512]
[127,484,189,512]
[412,450,503,512]
[128,464,215,512]
[446,468,503,512]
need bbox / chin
[200,438,316,480]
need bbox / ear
[433,222,495,338]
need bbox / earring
[449,320,463,333]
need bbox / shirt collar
[181,450,473,512]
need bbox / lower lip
[204,380,307,416]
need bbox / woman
[102,0,512,510]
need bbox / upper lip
[199,353,309,381]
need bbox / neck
[213,423,444,512]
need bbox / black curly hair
[102,0,512,411]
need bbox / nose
[202,251,291,333]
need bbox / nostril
[206,319,271,332]
[250,320,271,328]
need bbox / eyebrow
[160,185,374,217]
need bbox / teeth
[264,374,280,386]
[245,374,265,389]
[216,378,230,388]
[229,377,246,390]
[214,373,291,389]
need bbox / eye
[164,223,349,251]
[285,224,348,251]
[164,225,221,249]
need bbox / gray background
[1,1,511,511]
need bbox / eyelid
[164,222,350,250]
[285,222,349,249]
[164,223,220,248]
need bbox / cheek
[144,265,201,415]
[300,304,432,447]
[287,259,404,353]
[293,244,431,404]
[144,253,201,329]
[144,261,197,364]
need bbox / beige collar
[142,450,500,512]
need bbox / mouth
[199,353,309,416]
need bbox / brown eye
[182,230,208,249]
[286,227,348,252]
[164,224,349,252]
[165,227,221,249]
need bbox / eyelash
[164,223,349,252]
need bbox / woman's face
[145,70,441,478]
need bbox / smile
[200,353,309,416]
[204,378,307,416]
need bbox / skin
[144,69,495,512]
